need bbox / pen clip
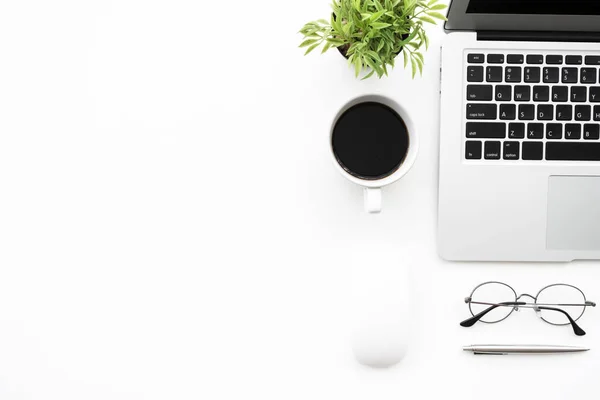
[473,351,507,355]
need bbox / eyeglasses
[460,282,596,336]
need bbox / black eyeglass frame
[461,281,596,336]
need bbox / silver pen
[463,345,590,355]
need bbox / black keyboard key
[537,104,553,120]
[590,87,600,102]
[546,142,600,160]
[543,67,560,83]
[527,55,544,64]
[466,122,506,139]
[595,106,600,121]
[487,54,504,64]
[546,123,563,140]
[500,104,516,120]
[467,85,493,101]
[508,123,525,139]
[566,55,583,65]
[581,68,597,84]
[576,105,591,121]
[484,141,501,160]
[503,142,520,160]
[572,86,587,102]
[514,85,531,101]
[519,104,535,120]
[556,105,573,120]
[468,54,485,63]
[584,124,600,140]
[547,55,563,64]
[552,86,569,102]
[533,86,550,102]
[524,67,541,83]
[585,56,600,65]
[467,104,497,120]
[495,85,512,102]
[507,54,524,64]
[527,123,544,139]
[486,66,503,82]
[466,141,482,159]
[523,142,544,160]
[562,67,578,83]
[505,67,522,83]
[565,124,582,140]
[467,66,484,82]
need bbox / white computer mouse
[351,262,410,368]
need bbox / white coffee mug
[329,95,418,214]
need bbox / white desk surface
[2,0,600,399]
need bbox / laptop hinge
[478,31,600,43]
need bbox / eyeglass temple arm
[460,302,525,327]
[536,306,586,336]
[460,302,587,336]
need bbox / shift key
[467,103,497,119]
[466,122,506,139]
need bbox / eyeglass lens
[536,284,586,325]
[469,282,516,323]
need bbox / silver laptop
[439,0,600,262]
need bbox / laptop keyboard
[464,52,600,161]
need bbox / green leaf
[418,16,437,24]
[370,10,386,23]
[362,69,375,80]
[411,57,417,78]
[366,50,382,63]
[354,55,362,77]
[363,56,378,74]
[404,0,417,11]
[342,22,352,35]
[427,11,447,20]
[326,38,346,46]
[403,49,408,68]
[371,22,392,29]
[299,23,320,35]
[428,4,448,11]
[322,42,333,53]
[305,42,321,55]
[299,38,319,48]
[361,12,372,21]
[397,28,420,46]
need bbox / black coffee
[332,102,409,180]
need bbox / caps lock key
[466,104,497,120]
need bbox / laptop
[439,0,600,262]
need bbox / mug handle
[363,188,382,214]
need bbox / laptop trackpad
[547,176,600,250]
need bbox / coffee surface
[332,102,409,180]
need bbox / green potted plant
[299,0,447,79]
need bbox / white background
[2,0,600,399]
